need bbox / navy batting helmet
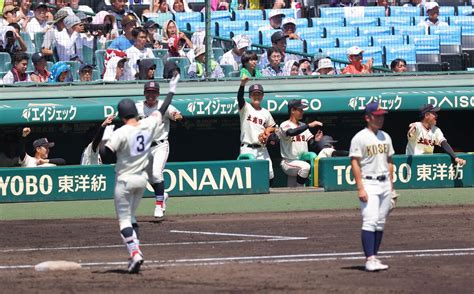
[117,98,138,119]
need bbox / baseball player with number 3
[350,101,396,272]
[135,81,183,219]
[100,73,180,274]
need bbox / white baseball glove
[390,190,399,212]
[169,73,180,93]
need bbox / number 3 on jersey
[130,131,151,156]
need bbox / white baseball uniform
[278,120,314,178]
[106,112,162,230]
[81,125,116,165]
[19,154,56,167]
[406,122,446,155]
[349,128,394,232]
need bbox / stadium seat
[372,35,405,47]
[153,48,168,60]
[299,27,326,40]
[461,35,474,67]
[151,58,164,79]
[345,17,379,27]
[0,53,11,73]
[311,17,344,28]
[394,25,426,36]
[237,153,256,160]
[20,32,35,53]
[457,6,473,16]
[210,10,232,21]
[409,35,440,54]
[325,27,358,38]
[299,152,317,186]
[264,9,297,19]
[217,20,248,38]
[361,46,384,66]
[95,49,106,75]
[416,54,443,71]
[390,6,422,17]
[363,7,386,17]
[286,39,305,53]
[34,32,45,52]
[167,57,190,79]
[260,29,281,46]
[220,64,235,77]
[337,36,370,48]
[320,48,348,67]
[247,20,269,32]
[379,16,413,26]
[233,9,264,21]
[147,12,174,27]
[306,38,337,54]
[187,21,216,34]
[358,26,393,36]
[82,46,94,65]
[461,25,474,36]
[319,7,345,18]
[449,16,474,27]
[63,61,81,81]
[228,70,240,77]
[92,68,101,80]
[212,47,224,61]
[430,26,461,45]
[385,44,417,68]
[294,18,309,28]
[175,12,202,30]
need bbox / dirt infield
[1,205,473,293]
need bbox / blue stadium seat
[361,46,384,66]
[299,27,326,40]
[233,9,263,21]
[363,7,386,17]
[0,53,12,73]
[337,36,370,48]
[319,7,345,18]
[359,26,393,36]
[449,16,474,26]
[372,35,405,47]
[326,27,358,38]
[210,10,232,21]
[430,26,461,45]
[217,20,248,37]
[379,16,413,26]
[187,21,216,34]
[306,38,337,54]
[461,25,474,36]
[286,39,304,53]
[457,6,473,16]
[385,45,417,66]
[294,18,309,28]
[260,29,281,46]
[390,6,422,17]
[320,48,348,66]
[264,9,297,19]
[311,17,344,28]
[147,12,174,27]
[409,35,440,54]
[247,20,269,32]
[230,31,259,48]
[394,25,425,36]
[174,12,202,23]
[345,17,379,27]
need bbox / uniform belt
[364,175,387,181]
[151,140,165,147]
[241,143,263,148]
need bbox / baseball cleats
[365,258,389,272]
[374,258,389,270]
[154,203,164,218]
[128,251,144,274]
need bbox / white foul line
[170,230,308,240]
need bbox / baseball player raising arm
[80,115,115,165]
[99,73,180,274]
[406,104,466,166]
[237,75,276,185]
[135,81,183,219]
[277,99,323,187]
[350,101,395,272]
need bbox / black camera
[5,31,14,39]
[84,23,113,36]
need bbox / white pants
[147,140,170,183]
[240,146,274,179]
[114,174,147,231]
[360,179,392,232]
[280,159,310,178]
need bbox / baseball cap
[33,138,55,149]
[53,8,69,24]
[232,34,251,50]
[282,17,296,27]
[425,2,439,11]
[318,135,338,148]
[2,5,18,14]
[79,64,93,72]
[365,101,387,116]
[347,46,364,56]
[194,46,206,57]
[271,31,288,44]
[316,58,334,72]
[64,15,82,30]
[144,20,159,29]
[144,81,160,92]
[268,10,285,19]
[288,99,308,112]
[76,11,92,22]
[34,2,48,10]
[117,98,139,119]
[420,104,440,115]
[249,84,264,94]
[32,52,46,64]
[121,14,137,27]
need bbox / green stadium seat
[82,45,94,65]
[220,64,235,77]
[34,32,45,52]
[237,154,256,160]
[20,32,35,53]
[0,53,12,73]
[95,49,106,75]
[299,152,317,186]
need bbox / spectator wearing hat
[108,0,140,31]
[79,64,94,82]
[92,11,119,46]
[1,5,19,26]
[103,56,128,81]
[259,10,285,31]
[136,59,156,80]
[17,0,35,30]
[330,0,367,7]
[315,135,348,158]
[282,17,300,40]
[417,2,448,34]
[2,53,31,84]
[286,60,300,76]
[143,20,161,49]
[259,31,300,69]
[55,14,92,62]
[18,127,66,167]
[25,2,49,41]
[220,34,251,71]
[161,20,193,49]
[0,24,27,57]
[262,47,284,77]
[48,61,72,83]
[40,8,70,58]
[342,46,373,74]
[30,52,51,83]
[108,14,137,51]
[188,46,224,79]
[390,58,407,73]
[124,27,155,80]
[313,58,336,75]
[168,0,192,13]
[406,104,466,166]
[240,51,262,78]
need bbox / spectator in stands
[79,64,93,81]
[259,10,284,31]
[55,14,92,62]
[377,0,396,17]
[146,0,170,13]
[143,20,161,49]
[48,61,72,83]
[70,0,94,14]
[17,0,34,30]
[164,36,187,60]
[2,53,31,84]
[220,34,250,71]
[1,5,18,26]
[342,46,373,74]
[390,58,407,73]
[30,52,51,83]
[188,46,225,79]
[262,47,284,77]
[137,59,156,80]
[417,2,448,34]
[240,50,262,78]
[298,58,312,75]
[162,20,193,48]
[25,2,49,41]
[76,11,93,25]
[169,0,192,13]
[103,56,127,81]
[92,11,119,46]
[313,58,336,75]
[0,133,20,167]
[287,61,300,76]
[124,27,155,80]
[282,17,300,40]
[55,0,70,10]
[259,31,299,69]
[0,24,27,57]
[41,8,69,59]
[210,0,230,11]
[330,0,367,7]
[109,0,140,31]
[19,128,66,167]
[108,14,137,51]
[403,0,423,7]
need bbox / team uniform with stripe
[406,122,446,155]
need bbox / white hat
[232,34,251,50]
[425,2,439,11]
[316,58,334,72]
[194,46,205,57]
[347,46,364,56]
[282,17,296,27]
[268,10,285,19]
